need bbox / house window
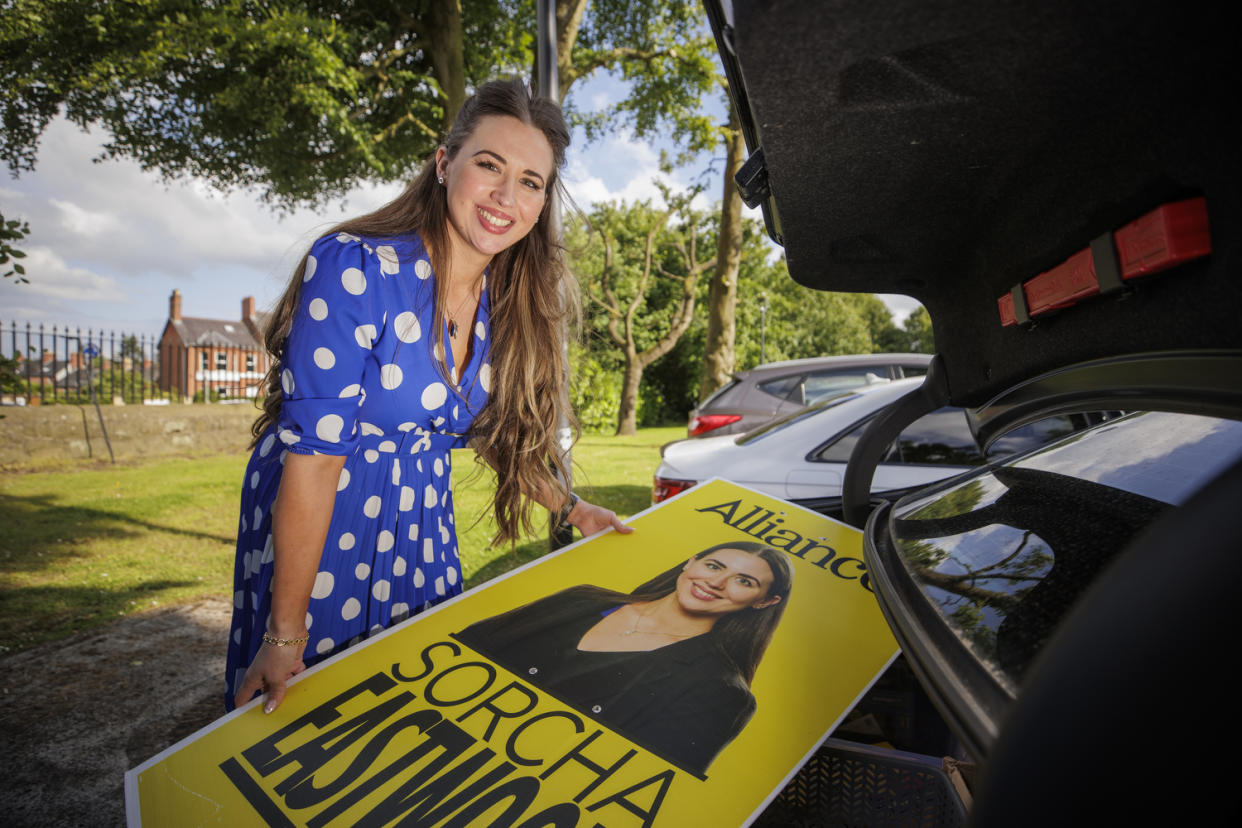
[216,351,227,370]
[200,351,209,370]
[246,353,256,371]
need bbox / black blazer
[455,586,755,777]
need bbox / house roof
[169,317,263,349]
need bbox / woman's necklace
[446,287,478,340]
[622,603,696,639]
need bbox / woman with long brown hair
[456,542,794,775]
[227,79,629,713]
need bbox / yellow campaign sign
[125,479,898,827]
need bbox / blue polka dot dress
[225,231,490,705]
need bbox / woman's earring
[438,176,444,184]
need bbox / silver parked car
[688,353,931,437]
[658,377,1100,511]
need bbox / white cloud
[878,293,923,325]
[13,248,128,303]
[563,126,721,213]
[4,116,406,329]
[49,198,126,238]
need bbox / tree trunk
[699,107,745,401]
[426,0,466,128]
[616,351,644,436]
[554,0,589,103]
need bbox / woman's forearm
[268,452,347,637]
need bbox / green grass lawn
[0,427,682,656]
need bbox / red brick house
[158,291,271,401]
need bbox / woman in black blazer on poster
[456,542,793,776]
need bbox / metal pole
[539,0,574,551]
[82,337,115,462]
[759,293,768,364]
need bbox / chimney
[170,289,182,321]
[242,296,256,320]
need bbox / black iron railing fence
[1,321,268,405]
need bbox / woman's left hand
[567,499,634,537]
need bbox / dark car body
[688,353,932,436]
[705,0,1242,823]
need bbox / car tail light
[688,413,742,436]
[653,476,697,503]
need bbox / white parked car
[654,378,1095,512]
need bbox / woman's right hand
[233,637,308,714]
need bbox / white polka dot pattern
[341,267,366,295]
[316,414,344,443]
[376,245,400,274]
[311,571,335,599]
[226,232,491,707]
[421,382,447,410]
[394,312,420,343]
[380,364,403,389]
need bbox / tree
[903,306,936,353]
[699,102,744,400]
[851,294,909,353]
[2,0,716,208]
[1,211,30,283]
[730,221,874,368]
[575,195,714,435]
[119,335,142,361]
[2,0,530,206]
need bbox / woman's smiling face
[675,547,782,616]
[436,114,553,268]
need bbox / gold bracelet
[262,632,309,647]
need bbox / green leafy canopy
[1,0,717,208]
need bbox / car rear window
[814,407,982,465]
[803,368,890,404]
[735,391,860,445]
[756,374,803,402]
[698,378,742,408]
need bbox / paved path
[0,599,231,827]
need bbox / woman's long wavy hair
[584,542,794,685]
[251,78,577,544]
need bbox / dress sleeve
[277,233,383,456]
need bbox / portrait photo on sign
[454,541,793,776]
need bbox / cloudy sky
[1,73,919,342]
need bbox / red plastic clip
[999,197,1211,326]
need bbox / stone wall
[0,402,259,469]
